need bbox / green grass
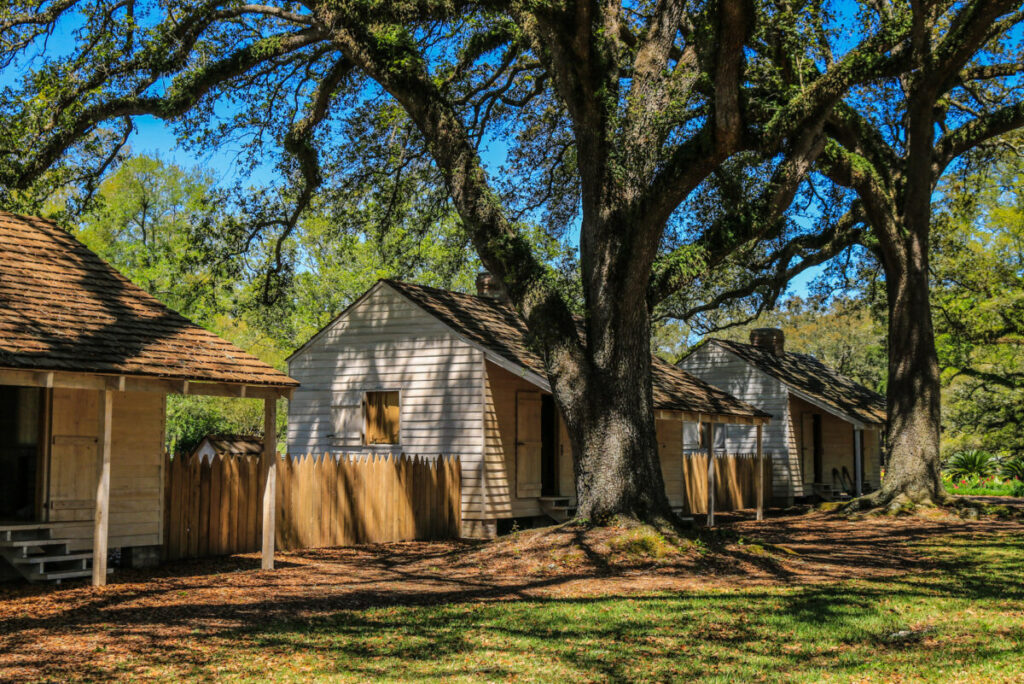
[131,531,1024,683]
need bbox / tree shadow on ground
[0,515,1021,681]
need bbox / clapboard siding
[287,283,487,533]
[679,344,797,501]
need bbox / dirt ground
[1,510,1021,682]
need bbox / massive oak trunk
[876,233,946,506]
[560,304,674,523]
[551,208,676,525]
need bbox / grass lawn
[2,513,1023,682]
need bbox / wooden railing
[164,452,461,561]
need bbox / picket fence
[164,452,461,561]
[681,452,773,514]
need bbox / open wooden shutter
[515,391,543,498]
[47,388,100,522]
[364,391,400,445]
[330,391,363,445]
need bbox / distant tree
[932,145,1024,458]
[0,0,916,524]
[812,0,1024,509]
[72,155,237,325]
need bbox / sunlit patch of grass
[115,529,1024,683]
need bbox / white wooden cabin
[678,329,886,504]
[287,276,770,538]
[0,212,297,584]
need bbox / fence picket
[163,451,468,559]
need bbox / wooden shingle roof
[706,338,886,426]
[0,211,297,387]
[382,280,769,421]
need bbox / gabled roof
[0,211,297,388]
[376,280,768,421]
[700,338,886,426]
[194,434,265,456]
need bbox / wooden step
[1,537,73,547]
[0,522,53,533]
[13,552,94,566]
[0,523,54,543]
[28,567,110,583]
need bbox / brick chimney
[475,271,508,302]
[750,328,785,355]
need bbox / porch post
[92,389,113,587]
[756,423,764,522]
[854,428,863,497]
[706,422,716,528]
[261,396,277,570]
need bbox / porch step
[26,567,111,584]
[538,496,577,523]
[0,523,57,542]
[3,537,73,551]
[0,523,108,584]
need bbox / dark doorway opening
[0,386,43,521]
[540,395,557,496]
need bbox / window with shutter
[330,391,363,446]
[364,391,400,445]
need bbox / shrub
[945,449,999,479]
[1000,456,1024,482]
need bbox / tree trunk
[869,228,947,508]
[559,311,676,525]
[548,209,676,525]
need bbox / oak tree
[0,0,911,523]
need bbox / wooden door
[515,391,543,498]
[800,413,815,489]
[47,389,100,522]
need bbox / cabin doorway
[540,395,557,496]
[0,386,45,521]
[515,391,558,498]
[800,412,824,490]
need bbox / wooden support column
[706,422,716,528]
[756,423,765,522]
[854,428,863,497]
[92,389,113,587]
[261,397,277,570]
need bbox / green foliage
[942,471,1024,498]
[1000,457,1024,483]
[933,145,1024,458]
[944,449,999,480]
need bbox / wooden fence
[681,452,773,514]
[164,453,461,561]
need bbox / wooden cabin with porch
[0,212,297,584]
[679,329,886,505]
[286,276,771,538]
